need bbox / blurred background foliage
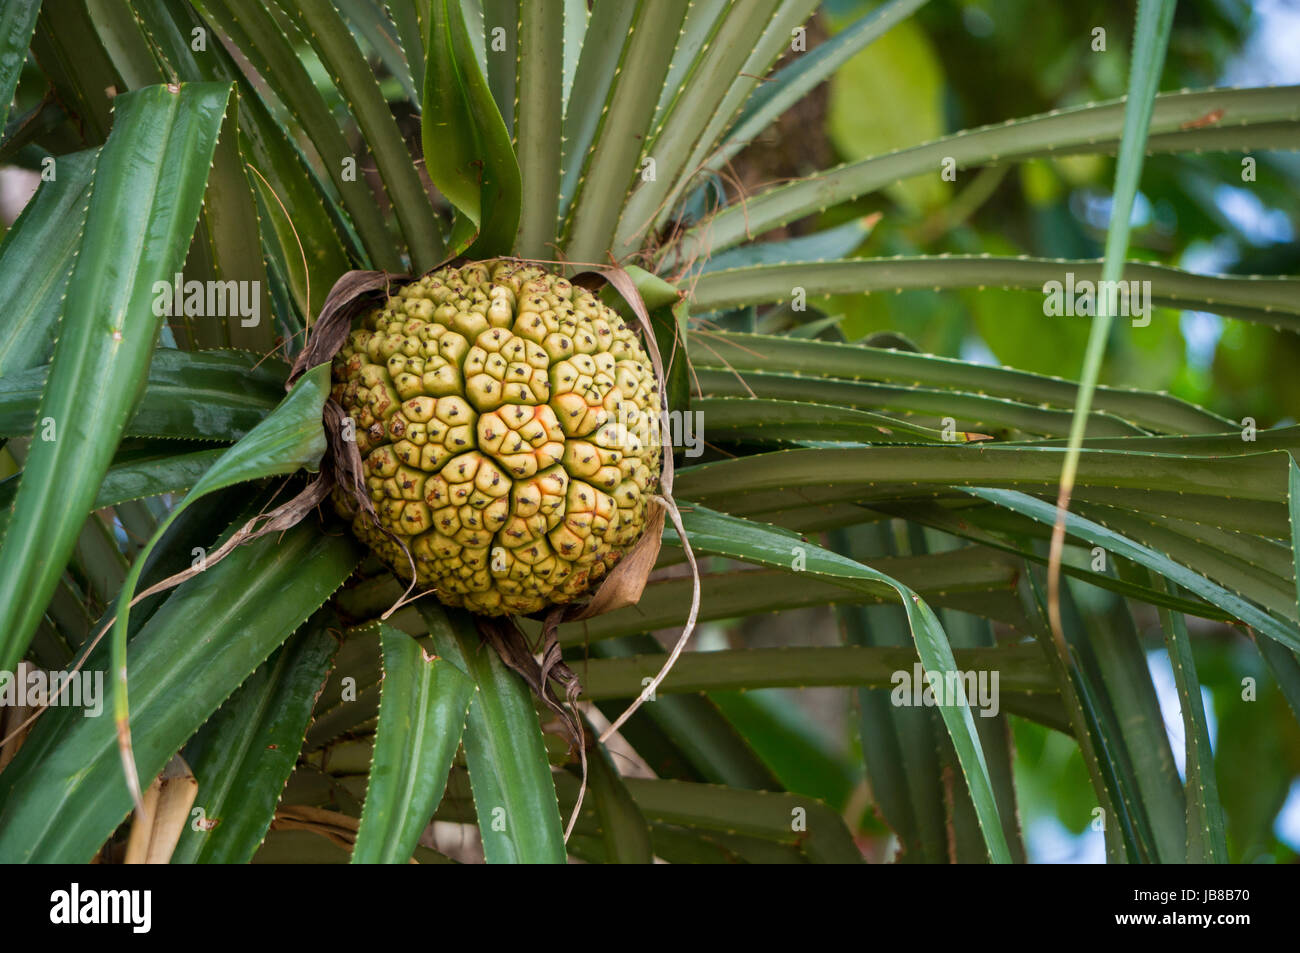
[732,0,1300,431]
[710,0,1300,863]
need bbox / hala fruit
[332,260,662,615]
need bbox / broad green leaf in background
[585,730,654,864]
[689,258,1300,329]
[680,83,1300,259]
[709,690,859,812]
[687,329,1230,434]
[26,0,122,144]
[620,778,862,864]
[0,82,230,676]
[588,635,785,791]
[577,643,1053,698]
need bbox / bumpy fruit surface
[331,260,662,615]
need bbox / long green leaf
[352,623,474,863]
[0,82,230,675]
[28,0,120,143]
[562,0,688,263]
[657,0,819,245]
[421,603,566,863]
[676,445,1289,518]
[480,0,516,135]
[108,365,332,793]
[877,499,1247,622]
[0,0,41,134]
[689,330,1229,434]
[556,550,1026,644]
[556,0,637,221]
[0,149,96,376]
[0,349,287,442]
[512,0,561,258]
[681,83,1299,256]
[1019,569,1143,861]
[132,0,353,324]
[1072,585,1186,862]
[1290,456,1300,610]
[0,447,228,536]
[173,612,340,863]
[423,0,520,259]
[696,396,994,444]
[967,487,1300,653]
[188,90,275,351]
[192,0,402,271]
[614,0,783,254]
[586,734,654,864]
[283,0,442,269]
[1150,576,1228,863]
[579,644,1055,706]
[837,523,953,860]
[697,216,877,276]
[335,0,418,105]
[1070,502,1297,625]
[689,257,1300,330]
[387,0,427,93]
[696,367,1145,440]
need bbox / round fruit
[330,260,662,616]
